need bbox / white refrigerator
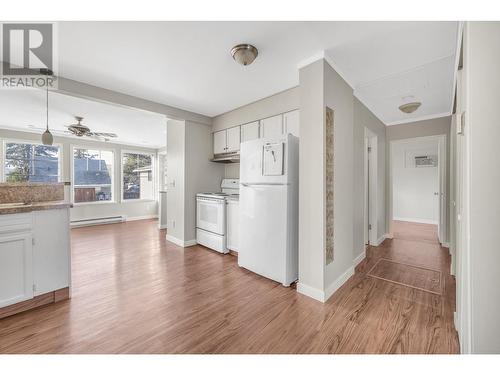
[238,134,299,286]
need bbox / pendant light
[41,69,53,146]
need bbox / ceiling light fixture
[398,96,421,114]
[231,44,258,66]
[40,68,54,145]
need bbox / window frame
[1,138,63,183]
[70,144,116,206]
[120,149,156,203]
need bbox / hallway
[0,220,459,354]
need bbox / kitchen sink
[0,202,32,209]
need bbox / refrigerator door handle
[241,182,290,187]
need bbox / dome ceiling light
[398,96,421,114]
[231,44,258,66]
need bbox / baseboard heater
[70,215,126,228]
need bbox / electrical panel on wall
[414,155,437,168]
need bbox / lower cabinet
[33,209,71,296]
[0,230,33,308]
[226,199,239,251]
[0,209,70,310]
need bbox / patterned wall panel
[325,107,334,265]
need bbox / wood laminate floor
[0,219,459,353]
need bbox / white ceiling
[1,21,459,136]
[53,21,459,125]
[0,89,167,148]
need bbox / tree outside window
[4,142,60,183]
[122,153,153,200]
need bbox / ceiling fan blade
[91,132,117,138]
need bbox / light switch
[263,142,284,176]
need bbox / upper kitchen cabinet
[241,121,260,143]
[260,114,283,140]
[226,126,241,152]
[283,110,299,137]
[213,126,240,155]
[213,130,227,154]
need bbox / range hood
[211,151,240,164]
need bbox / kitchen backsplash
[0,182,65,203]
[225,163,240,179]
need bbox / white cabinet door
[241,121,260,143]
[0,232,33,308]
[226,126,241,152]
[33,209,70,296]
[213,130,227,154]
[283,110,300,137]
[261,114,283,140]
[226,200,239,251]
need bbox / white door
[226,200,239,251]
[364,137,369,245]
[437,136,446,244]
[283,110,299,137]
[33,210,70,296]
[0,232,33,308]
[213,130,227,154]
[226,126,241,152]
[261,114,283,140]
[241,121,260,143]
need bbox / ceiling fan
[66,116,118,141]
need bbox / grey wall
[184,120,225,241]
[212,87,299,132]
[298,60,326,295]
[467,21,500,354]
[323,60,355,291]
[166,119,224,244]
[166,119,186,242]
[353,98,386,259]
[386,116,452,242]
[0,128,159,221]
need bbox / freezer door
[240,137,288,185]
[238,184,288,284]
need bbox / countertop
[0,201,72,215]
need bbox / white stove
[196,179,239,253]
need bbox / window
[3,141,60,182]
[122,152,154,200]
[73,148,114,203]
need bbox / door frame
[388,134,447,243]
[363,127,378,246]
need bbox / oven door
[196,197,225,235]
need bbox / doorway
[388,135,447,245]
[363,128,378,246]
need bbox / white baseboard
[353,251,366,267]
[165,234,196,247]
[297,266,354,303]
[442,242,450,248]
[184,239,197,247]
[297,283,325,302]
[126,215,158,222]
[324,266,354,302]
[373,234,389,246]
[71,215,125,227]
[393,217,438,225]
[158,224,168,229]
